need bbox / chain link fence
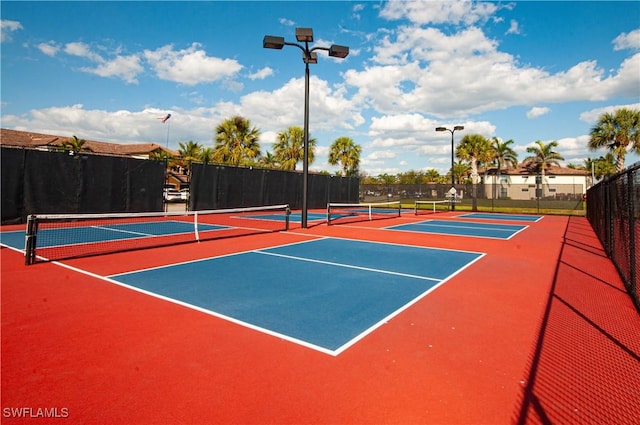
[587,162,639,311]
[360,182,586,213]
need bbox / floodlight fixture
[263,35,285,49]
[328,44,349,58]
[295,28,314,42]
[303,51,318,64]
[435,125,465,210]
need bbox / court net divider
[414,200,451,214]
[326,201,401,225]
[24,204,290,265]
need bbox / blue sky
[1,0,639,176]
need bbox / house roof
[0,128,178,157]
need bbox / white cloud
[279,18,295,27]
[249,67,274,80]
[1,20,22,42]
[379,0,499,26]
[64,42,103,62]
[527,107,550,119]
[345,20,640,118]
[579,102,640,123]
[37,41,59,57]
[506,19,520,35]
[60,42,143,83]
[613,29,640,51]
[144,43,242,86]
[239,75,363,134]
[85,54,143,84]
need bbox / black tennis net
[327,201,401,225]
[25,204,290,265]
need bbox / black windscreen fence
[189,163,359,211]
[2,147,359,224]
[587,162,638,312]
[1,147,165,224]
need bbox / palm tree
[258,151,278,168]
[452,162,471,184]
[456,134,493,210]
[524,140,564,198]
[588,108,640,173]
[61,135,91,155]
[490,137,518,199]
[328,136,361,177]
[213,116,261,166]
[178,141,202,174]
[199,147,214,164]
[273,126,316,171]
[425,169,440,183]
[586,154,617,180]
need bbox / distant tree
[456,134,493,210]
[258,151,278,168]
[452,162,471,185]
[588,108,640,173]
[378,173,398,185]
[491,137,518,171]
[273,126,316,171]
[489,137,518,198]
[199,147,214,164]
[524,140,564,197]
[178,141,202,174]
[588,154,617,180]
[61,135,91,155]
[328,136,361,177]
[524,140,564,177]
[425,169,440,183]
[213,116,261,166]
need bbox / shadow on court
[513,216,640,424]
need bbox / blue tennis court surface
[387,219,527,239]
[458,213,543,222]
[0,221,228,250]
[109,237,484,355]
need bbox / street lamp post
[263,28,349,228]
[435,125,464,210]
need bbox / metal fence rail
[587,162,639,311]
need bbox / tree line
[364,107,639,185]
[149,115,361,177]
[60,108,638,182]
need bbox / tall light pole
[435,125,464,210]
[263,28,349,228]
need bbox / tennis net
[327,201,401,225]
[24,204,290,265]
[414,200,450,215]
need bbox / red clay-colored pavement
[2,213,638,424]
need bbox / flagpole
[165,120,170,148]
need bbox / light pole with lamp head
[263,28,349,228]
[435,125,464,210]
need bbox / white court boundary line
[17,236,485,357]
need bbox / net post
[194,211,200,242]
[368,204,373,221]
[397,201,401,217]
[25,215,38,265]
[327,203,332,225]
[285,205,291,231]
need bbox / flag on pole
[158,113,171,123]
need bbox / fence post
[627,170,636,302]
